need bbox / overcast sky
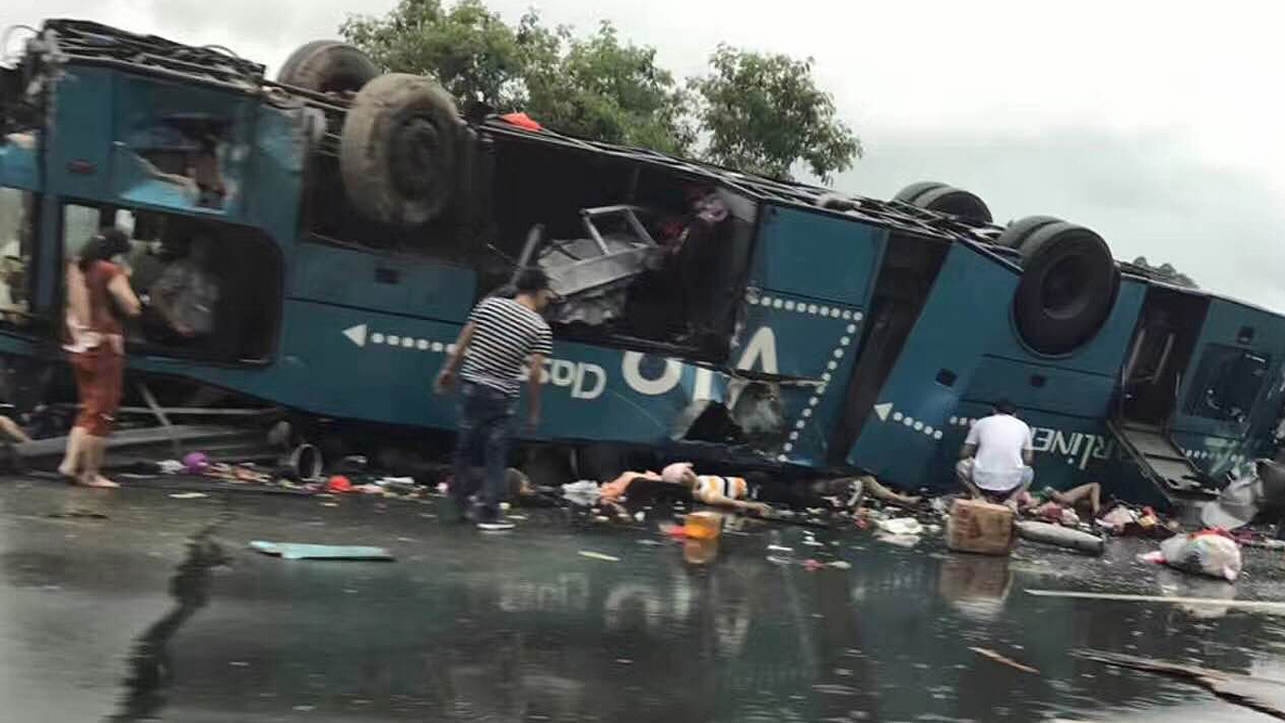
[5,0,1285,310]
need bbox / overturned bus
[1,19,1282,507]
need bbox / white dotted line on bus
[370,331,455,354]
[776,314,865,463]
[1182,448,1246,464]
[746,290,860,320]
[890,410,945,441]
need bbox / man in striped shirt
[435,268,555,529]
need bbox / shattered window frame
[0,186,37,326]
[59,198,284,365]
[1182,343,1270,425]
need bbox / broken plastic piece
[249,541,394,561]
[499,112,542,131]
[969,647,1039,675]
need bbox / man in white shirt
[956,399,1035,507]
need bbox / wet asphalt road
[3,479,1285,721]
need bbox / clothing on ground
[459,296,553,396]
[608,475,693,506]
[964,413,1035,491]
[693,475,748,503]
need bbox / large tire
[996,215,1062,250]
[893,181,947,204]
[893,181,992,224]
[277,40,378,94]
[1012,221,1118,355]
[339,73,460,225]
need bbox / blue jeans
[452,381,517,521]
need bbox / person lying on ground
[596,466,696,507]
[1017,482,1102,519]
[955,398,1035,509]
[603,463,923,514]
[505,467,580,508]
[837,474,922,509]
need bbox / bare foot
[57,465,77,480]
[80,476,120,489]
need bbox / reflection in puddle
[110,529,227,721]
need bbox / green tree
[341,2,859,177]
[690,45,860,182]
[524,22,694,154]
[342,2,691,153]
[341,0,530,109]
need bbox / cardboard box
[946,498,1015,556]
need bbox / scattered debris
[47,509,108,519]
[876,533,922,549]
[1140,530,1243,581]
[1076,649,1285,719]
[828,560,852,570]
[168,492,208,499]
[876,517,924,536]
[182,451,210,474]
[249,541,394,561]
[1015,520,1104,555]
[578,550,620,562]
[969,646,1039,675]
[1024,589,1285,612]
[326,475,353,493]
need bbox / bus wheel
[277,41,379,94]
[340,73,460,225]
[892,181,992,224]
[996,215,1062,250]
[1013,221,1118,355]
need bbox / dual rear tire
[894,182,1119,355]
[279,42,461,226]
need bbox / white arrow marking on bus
[343,324,367,348]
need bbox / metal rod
[136,381,181,458]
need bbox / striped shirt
[693,475,749,502]
[459,296,553,396]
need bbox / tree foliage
[341,1,859,180]
[690,45,860,182]
[522,22,694,154]
[341,0,529,109]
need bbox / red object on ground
[326,475,353,493]
[500,112,542,131]
[803,559,824,571]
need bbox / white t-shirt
[965,413,1034,491]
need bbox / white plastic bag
[1143,532,1243,582]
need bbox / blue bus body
[1,20,1281,506]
